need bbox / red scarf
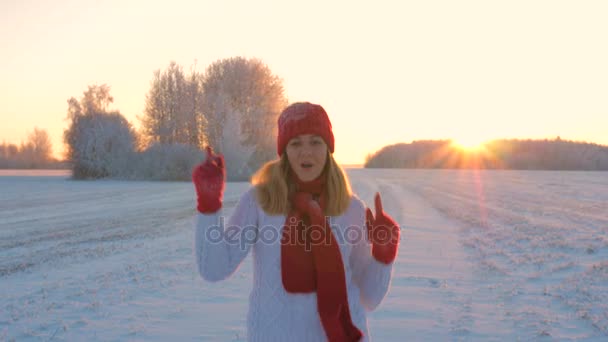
[281,175,362,342]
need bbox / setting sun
[450,138,487,152]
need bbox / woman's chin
[295,169,321,181]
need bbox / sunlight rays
[450,138,488,152]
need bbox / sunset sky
[1,0,607,165]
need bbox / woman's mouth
[301,162,313,169]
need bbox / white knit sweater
[194,187,394,341]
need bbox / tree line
[0,129,64,169]
[62,57,287,181]
[364,138,608,170]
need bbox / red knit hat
[277,102,335,156]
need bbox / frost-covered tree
[63,85,136,179]
[140,61,204,147]
[220,110,256,180]
[133,143,204,181]
[183,64,205,147]
[201,57,287,178]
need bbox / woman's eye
[312,140,322,145]
[290,141,301,147]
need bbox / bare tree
[0,143,19,168]
[27,127,53,165]
[140,61,204,147]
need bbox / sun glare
[451,138,487,152]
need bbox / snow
[1,169,607,341]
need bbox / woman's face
[285,134,328,182]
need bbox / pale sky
[1,0,607,165]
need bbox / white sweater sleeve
[349,197,394,311]
[195,188,258,282]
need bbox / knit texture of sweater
[194,187,394,342]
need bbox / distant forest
[364,138,608,170]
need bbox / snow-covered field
[1,169,607,341]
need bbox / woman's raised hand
[192,147,226,213]
[365,192,401,264]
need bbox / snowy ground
[1,169,607,341]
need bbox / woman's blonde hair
[251,152,352,216]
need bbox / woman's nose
[299,143,313,156]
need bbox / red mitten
[292,192,325,224]
[365,192,400,264]
[192,147,225,214]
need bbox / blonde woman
[192,102,401,342]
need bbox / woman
[193,102,401,342]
